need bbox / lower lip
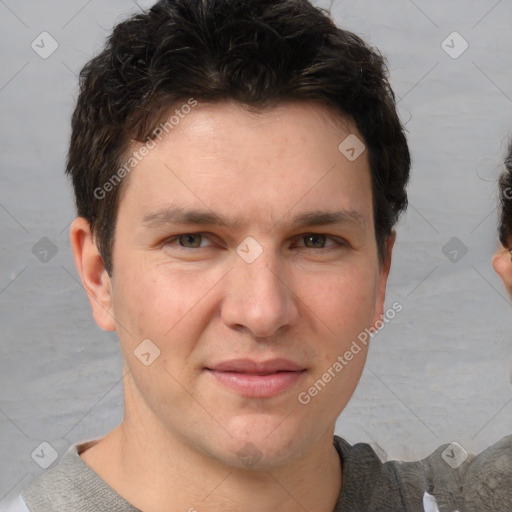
[205,369,306,398]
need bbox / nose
[220,242,300,339]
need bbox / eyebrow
[141,206,366,231]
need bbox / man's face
[96,100,391,467]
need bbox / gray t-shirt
[6,434,512,511]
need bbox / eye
[162,232,347,252]
[302,234,328,249]
[164,233,213,249]
[296,234,346,250]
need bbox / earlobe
[70,217,116,331]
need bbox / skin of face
[70,100,395,511]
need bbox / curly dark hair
[66,0,411,275]
[498,141,512,247]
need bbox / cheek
[312,274,375,401]
[298,267,378,389]
[110,262,180,342]
[111,261,216,361]
[303,267,379,334]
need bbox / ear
[492,243,512,296]
[372,231,396,325]
[70,217,116,331]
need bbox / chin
[218,420,308,466]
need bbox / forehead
[117,100,373,229]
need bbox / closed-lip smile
[204,358,307,398]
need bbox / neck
[80,383,343,512]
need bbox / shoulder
[19,441,139,512]
[463,434,512,511]
[20,444,85,511]
[334,435,471,510]
[389,440,473,511]
[334,435,428,510]
[335,434,512,512]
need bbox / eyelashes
[162,232,348,251]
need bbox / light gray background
[1,0,512,503]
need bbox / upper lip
[206,358,305,373]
